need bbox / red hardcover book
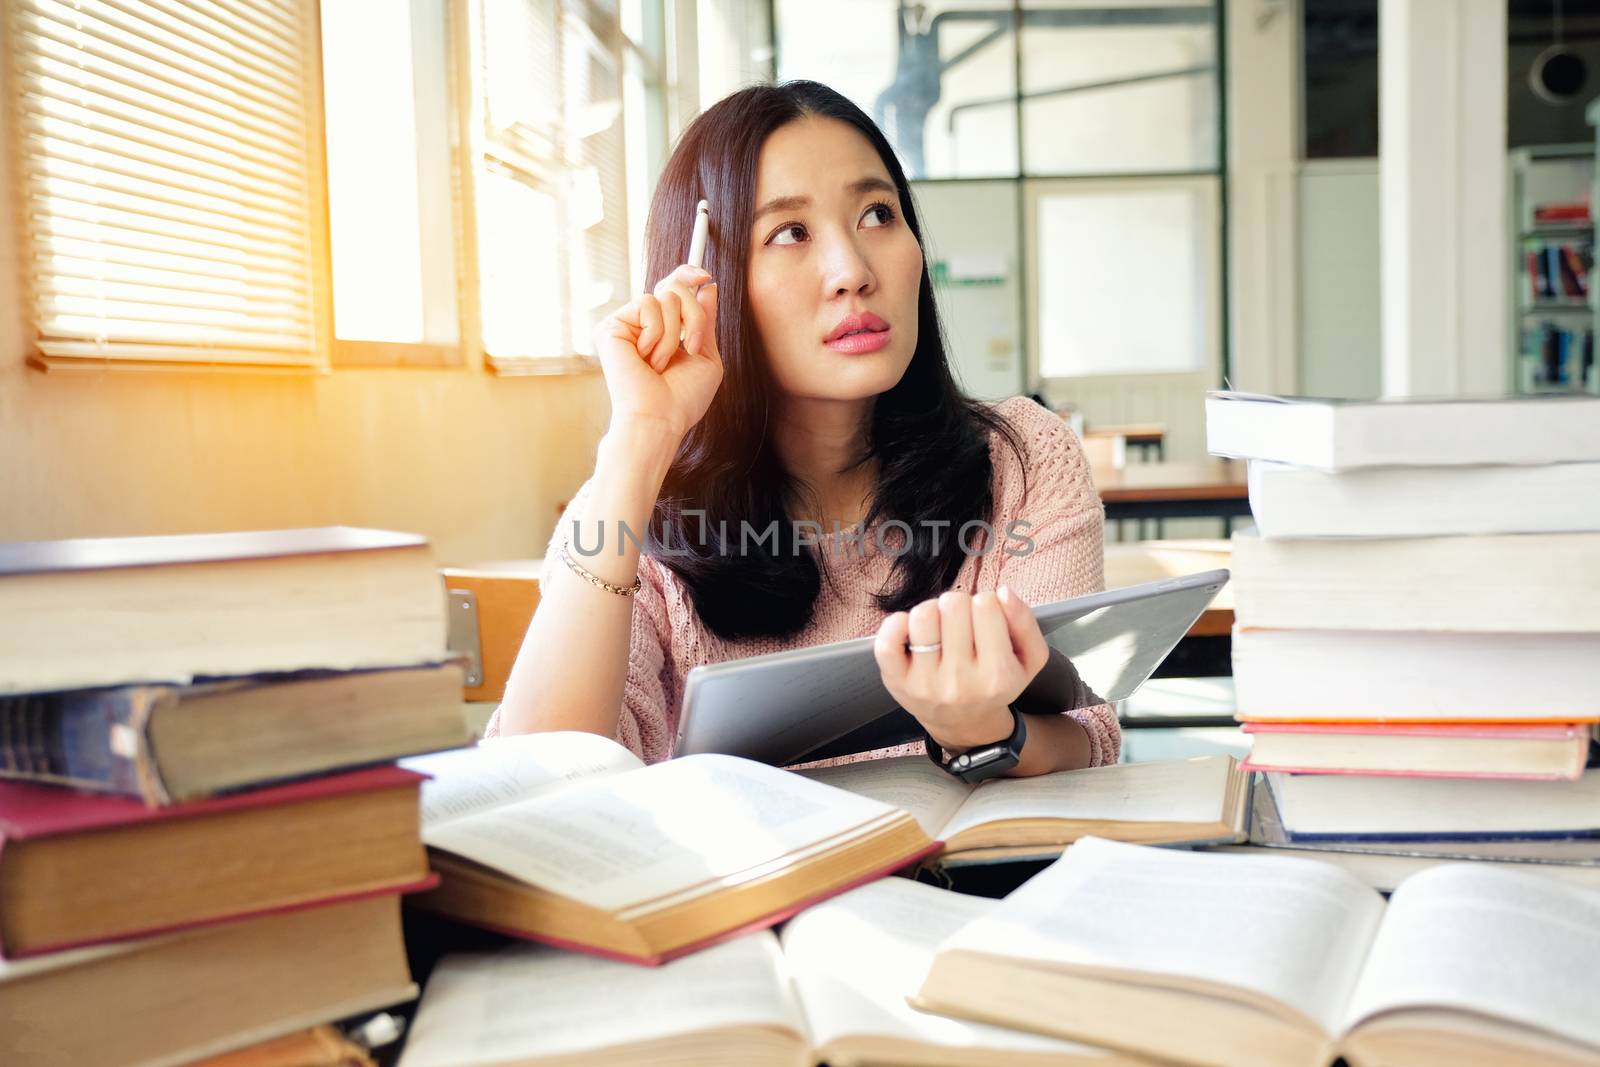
[0,765,434,958]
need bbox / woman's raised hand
[594,264,724,441]
[873,587,1051,752]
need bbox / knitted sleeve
[990,397,1121,767]
[481,478,677,762]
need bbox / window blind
[10,0,326,371]
[475,0,628,373]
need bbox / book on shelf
[0,527,448,696]
[400,733,937,965]
[1556,244,1590,297]
[1240,721,1592,781]
[0,765,433,958]
[795,753,1250,864]
[0,662,471,805]
[1530,323,1597,389]
[0,893,415,1067]
[1262,768,1600,841]
[1203,390,1600,471]
[1528,248,1552,299]
[1242,462,1600,539]
[1523,243,1590,301]
[914,837,1600,1067]
[1532,201,1592,223]
[1232,627,1600,721]
[1229,529,1600,631]
[395,876,1149,1067]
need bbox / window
[1031,179,1217,377]
[319,0,461,367]
[775,0,1018,180]
[775,1,1226,396]
[471,0,631,374]
[1019,0,1217,176]
[10,0,327,372]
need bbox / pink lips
[824,310,891,354]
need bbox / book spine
[0,688,169,803]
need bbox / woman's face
[745,116,924,403]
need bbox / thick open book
[915,837,1600,1067]
[797,754,1249,863]
[400,734,936,964]
[396,876,1153,1067]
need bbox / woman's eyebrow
[752,176,896,224]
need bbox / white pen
[687,199,710,270]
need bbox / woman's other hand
[594,263,724,441]
[872,587,1050,752]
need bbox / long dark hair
[642,80,1025,640]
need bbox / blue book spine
[0,687,168,802]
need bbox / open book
[915,837,1600,1067]
[396,876,1155,1067]
[399,734,935,964]
[798,753,1249,863]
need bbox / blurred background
[3,0,1598,562]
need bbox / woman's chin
[800,351,911,395]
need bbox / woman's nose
[823,237,875,296]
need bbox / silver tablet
[673,569,1229,766]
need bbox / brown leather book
[0,766,433,957]
[0,894,415,1067]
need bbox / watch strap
[923,703,1028,783]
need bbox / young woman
[487,80,1117,776]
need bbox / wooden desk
[1103,539,1233,637]
[1083,422,1166,461]
[1093,460,1251,536]
[1103,539,1236,724]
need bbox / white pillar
[1226,0,1302,395]
[1380,0,1507,397]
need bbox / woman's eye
[862,202,895,228]
[769,223,807,246]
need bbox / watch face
[957,751,1020,783]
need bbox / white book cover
[1229,528,1600,632]
[1246,460,1600,538]
[1205,391,1600,471]
[1232,628,1600,720]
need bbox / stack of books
[1203,390,1600,890]
[0,528,472,1067]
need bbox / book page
[396,933,806,1067]
[425,753,905,912]
[939,755,1236,841]
[402,731,644,828]
[1342,863,1600,1051]
[938,837,1386,1036]
[782,877,1114,1057]
[795,755,971,839]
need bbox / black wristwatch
[923,703,1028,783]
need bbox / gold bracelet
[559,537,642,597]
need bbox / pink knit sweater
[484,395,1120,767]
